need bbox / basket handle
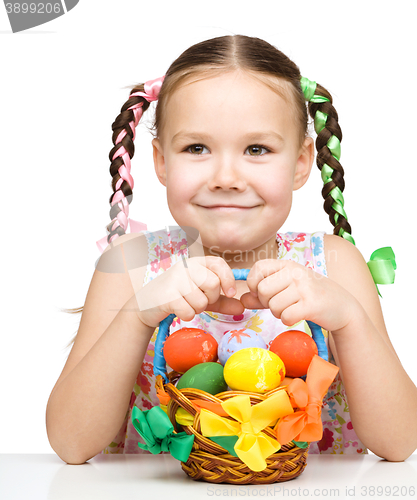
[153,268,328,383]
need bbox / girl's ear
[152,138,167,187]
[293,136,314,191]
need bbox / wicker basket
[155,372,309,484]
[151,269,331,484]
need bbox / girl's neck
[189,235,280,270]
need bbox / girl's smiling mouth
[198,205,259,212]
[198,204,260,209]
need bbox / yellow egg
[224,347,286,393]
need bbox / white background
[1,1,416,454]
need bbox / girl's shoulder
[321,233,370,282]
[322,233,380,302]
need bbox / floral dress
[101,228,368,455]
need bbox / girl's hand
[239,259,359,333]
[133,256,244,328]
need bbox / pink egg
[218,328,267,366]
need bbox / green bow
[367,247,396,297]
[131,405,194,462]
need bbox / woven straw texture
[156,372,309,485]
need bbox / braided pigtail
[300,78,355,246]
[98,77,165,251]
[106,87,149,243]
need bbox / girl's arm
[324,234,417,461]
[46,234,242,464]
[46,234,155,465]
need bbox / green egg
[176,362,228,395]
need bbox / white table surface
[0,454,416,500]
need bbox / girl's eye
[187,144,209,155]
[246,145,269,156]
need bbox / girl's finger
[246,259,289,297]
[268,284,300,320]
[181,287,244,317]
[199,256,237,297]
[184,267,227,308]
[190,268,222,305]
[177,257,232,300]
[239,292,266,310]
[205,295,245,315]
[279,301,305,327]
[169,294,203,322]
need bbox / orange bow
[274,355,339,444]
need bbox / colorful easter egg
[218,328,267,366]
[163,328,218,374]
[176,362,228,395]
[268,330,318,378]
[223,347,286,393]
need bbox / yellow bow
[200,390,294,471]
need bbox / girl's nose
[207,156,246,191]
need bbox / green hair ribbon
[301,76,396,296]
[300,76,354,245]
[300,76,317,102]
[367,247,397,297]
[131,405,194,461]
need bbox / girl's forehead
[160,70,299,142]
[169,70,290,104]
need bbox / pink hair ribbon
[130,76,165,102]
[96,218,148,254]
[96,76,165,254]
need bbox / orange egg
[163,328,218,373]
[268,330,318,378]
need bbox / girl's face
[152,70,314,263]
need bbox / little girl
[46,35,417,464]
